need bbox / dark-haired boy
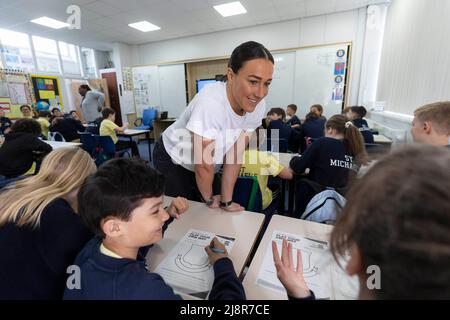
[64,158,246,300]
[0,118,52,178]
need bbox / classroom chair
[134,108,157,131]
[232,176,263,213]
[80,132,99,157]
[94,136,131,166]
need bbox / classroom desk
[271,151,296,168]
[373,134,393,145]
[118,128,151,161]
[146,196,265,298]
[45,140,82,149]
[243,215,357,300]
[152,118,176,142]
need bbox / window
[0,28,34,71]
[32,36,60,73]
[80,47,97,78]
[58,41,81,75]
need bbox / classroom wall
[376,0,450,116]
[133,9,369,107]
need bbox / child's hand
[272,239,311,299]
[205,237,228,264]
[167,197,188,219]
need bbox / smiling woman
[153,41,274,212]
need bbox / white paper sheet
[155,229,235,299]
[256,230,333,299]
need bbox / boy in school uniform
[36,110,51,139]
[286,104,301,130]
[64,158,246,300]
[240,128,293,212]
[266,108,295,153]
[411,101,450,148]
[99,108,140,157]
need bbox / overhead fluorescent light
[31,16,69,29]
[128,21,160,32]
[214,1,247,17]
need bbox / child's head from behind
[331,145,450,299]
[78,158,169,248]
[11,118,42,136]
[38,110,51,119]
[102,107,115,121]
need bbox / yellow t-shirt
[36,117,50,138]
[240,150,284,210]
[100,119,119,144]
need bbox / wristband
[219,200,233,207]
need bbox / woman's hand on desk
[221,201,244,212]
[167,197,189,219]
[272,239,311,299]
[206,195,221,209]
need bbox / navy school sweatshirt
[63,231,246,300]
[290,137,358,188]
[352,118,374,144]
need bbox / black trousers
[153,138,221,201]
[116,140,140,157]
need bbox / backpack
[301,188,346,225]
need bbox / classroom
[0,0,449,304]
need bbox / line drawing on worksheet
[155,229,235,299]
[256,230,332,299]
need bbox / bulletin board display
[31,75,64,111]
[0,69,35,118]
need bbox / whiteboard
[263,44,349,119]
[158,64,187,118]
[294,44,348,118]
[132,65,160,116]
[132,64,186,118]
[264,52,296,111]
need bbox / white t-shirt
[163,81,266,172]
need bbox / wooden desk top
[146,197,265,280]
[373,134,393,144]
[242,215,358,300]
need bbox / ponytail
[326,115,368,166]
[344,121,368,166]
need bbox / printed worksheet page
[155,229,235,299]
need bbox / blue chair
[134,108,157,131]
[232,176,263,213]
[94,136,131,166]
[80,133,98,156]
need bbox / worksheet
[256,230,333,299]
[155,229,235,299]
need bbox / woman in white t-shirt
[153,41,274,212]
